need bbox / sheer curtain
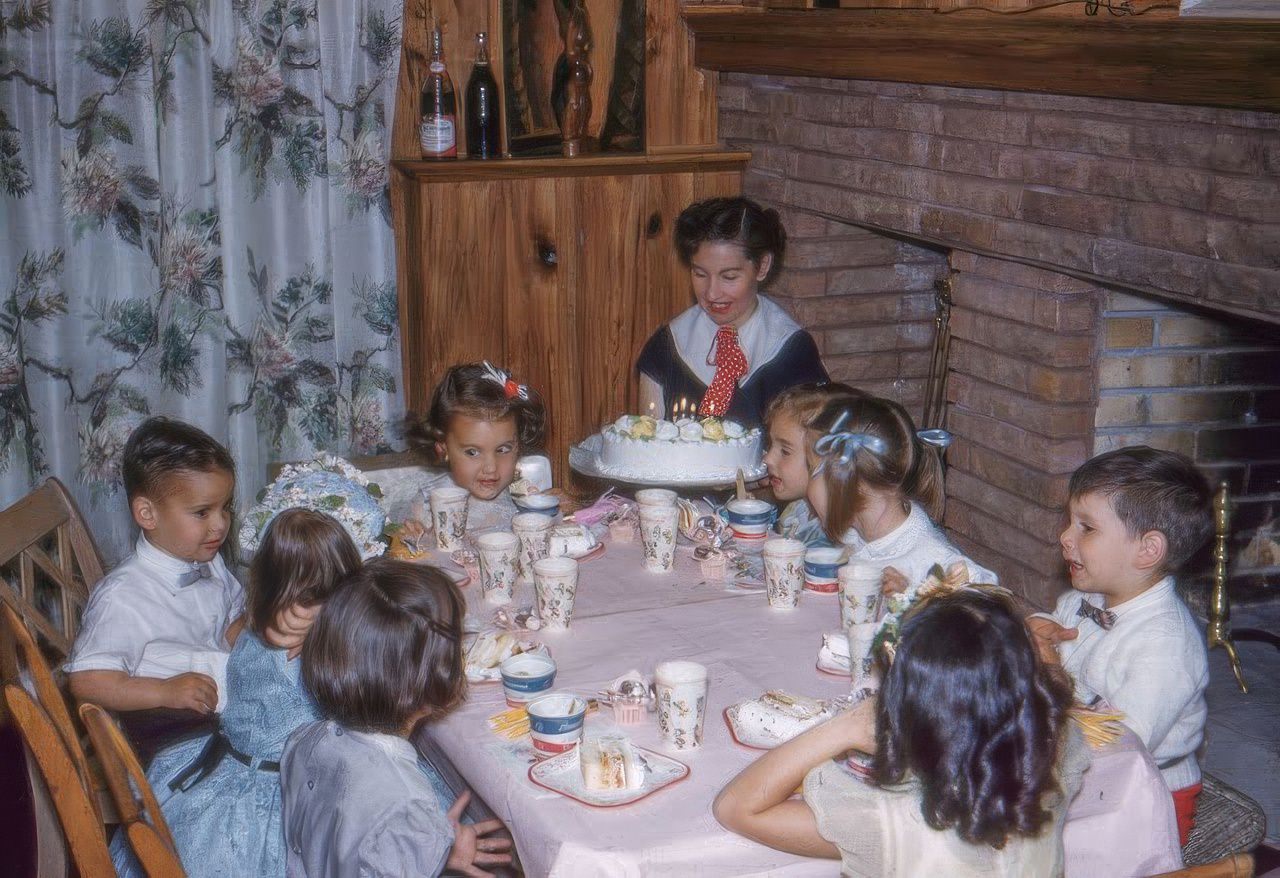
[1,0,407,562]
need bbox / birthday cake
[597,415,763,482]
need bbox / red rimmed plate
[528,746,689,808]
[723,705,769,751]
[566,541,606,563]
[815,661,850,678]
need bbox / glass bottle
[465,32,502,159]
[419,26,457,159]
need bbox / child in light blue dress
[112,508,362,878]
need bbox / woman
[637,197,828,427]
[713,589,1089,877]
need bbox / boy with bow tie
[67,417,244,717]
[1028,447,1213,846]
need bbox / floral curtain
[1,0,406,563]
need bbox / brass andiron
[1207,480,1248,693]
[921,275,954,432]
[561,0,593,157]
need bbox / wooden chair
[0,477,104,661]
[1,683,114,877]
[79,703,185,878]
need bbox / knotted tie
[699,326,748,417]
[1076,601,1117,631]
[177,563,212,588]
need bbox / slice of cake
[734,691,836,744]
[579,734,644,792]
[549,524,598,558]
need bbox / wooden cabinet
[393,151,748,483]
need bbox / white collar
[668,295,802,388]
[840,503,933,562]
[135,534,212,589]
[1083,576,1176,618]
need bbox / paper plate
[528,745,689,808]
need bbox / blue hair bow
[812,410,887,474]
[916,429,953,449]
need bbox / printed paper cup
[838,563,882,628]
[527,691,587,754]
[635,488,678,508]
[763,538,807,609]
[655,660,708,751]
[500,653,557,707]
[477,531,519,604]
[533,556,580,630]
[512,512,553,583]
[429,486,470,551]
[639,505,679,573]
[846,621,881,694]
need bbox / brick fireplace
[717,73,1280,609]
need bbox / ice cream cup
[500,653,556,707]
[526,691,587,754]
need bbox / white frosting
[733,692,835,744]
[580,735,643,791]
[548,524,598,558]
[655,420,680,441]
[598,415,763,482]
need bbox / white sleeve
[357,797,454,877]
[63,580,147,674]
[638,374,665,418]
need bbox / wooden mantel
[685,8,1280,112]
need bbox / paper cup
[526,691,587,754]
[838,563,882,628]
[533,556,579,630]
[635,488,678,508]
[846,621,882,693]
[477,531,519,604]
[500,653,556,707]
[512,512,553,583]
[429,486,470,551]
[639,505,679,573]
[655,660,708,751]
[763,538,807,609]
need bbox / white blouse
[840,502,998,590]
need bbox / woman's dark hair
[405,362,546,468]
[302,559,466,734]
[121,416,236,501]
[807,395,946,538]
[247,508,362,636]
[873,589,1073,849]
[674,197,786,286]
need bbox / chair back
[79,703,184,877]
[1,683,113,877]
[0,602,96,811]
[1151,852,1255,877]
[0,478,105,661]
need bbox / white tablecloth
[423,537,1183,878]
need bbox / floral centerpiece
[240,453,387,560]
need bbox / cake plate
[569,434,768,490]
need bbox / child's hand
[1026,617,1078,665]
[162,672,219,713]
[264,603,320,659]
[880,566,910,596]
[444,790,513,877]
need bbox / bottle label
[420,116,456,156]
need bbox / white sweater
[1041,577,1208,791]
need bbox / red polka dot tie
[699,326,748,417]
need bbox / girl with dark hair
[281,559,513,877]
[635,196,828,427]
[404,361,548,531]
[114,508,362,878]
[805,395,996,599]
[714,589,1089,876]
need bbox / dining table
[416,528,1185,878]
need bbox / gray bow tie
[177,563,212,588]
[1076,601,1117,631]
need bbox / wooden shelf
[393,150,753,182]
[685,8,1280,112]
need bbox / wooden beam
[393,149,753,183]
[685,8,1280,112]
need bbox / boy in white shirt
[66,417,244,716]
[1028,446,1212,847]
